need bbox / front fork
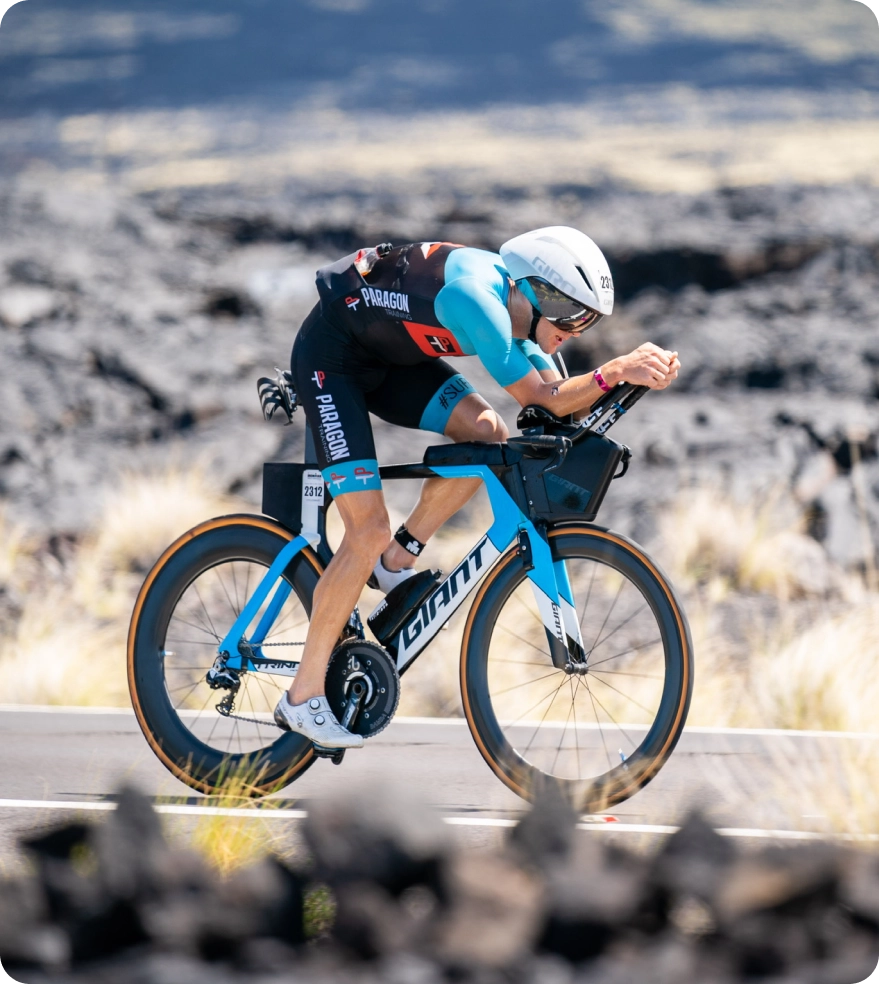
[519,527,587,671]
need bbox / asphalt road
[2,705,877,869]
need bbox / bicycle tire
[460,525,693,813]
[128,514,320,795]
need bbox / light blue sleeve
[516,338,556,374]
[434,277,534,387]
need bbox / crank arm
[340,681,366,731]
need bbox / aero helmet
[500,226,614,332]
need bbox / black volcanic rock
[2,786,879,983]
[2,176,879,571]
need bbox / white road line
[2,705,878,741]
[0,798,870,841]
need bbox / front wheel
[461,525,693,813]
[127,514,320,795]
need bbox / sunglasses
[555,309,604,334]
[525,277,603,334]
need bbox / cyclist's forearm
[508,362,623,416]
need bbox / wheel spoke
[168,614,221,640]
[577,562,598,636]
[589,672,658,718]
[492,669,561,698]
[155,558,309,758]
[591,602,650,654]
[587,636,663,669]
[501,677,570,730]
[582,680,639,751]
[512,589,543,626]
[584,679,614,770]
[215,564,241,621]
[191,579,222,642]
[489,657,553,668]
[587,576,624,656]
[550,688,577,775]
[496,622,551,659]
[590,668,663,680]
[523,676,567,757]
[570,675,582,781]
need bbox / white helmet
[500,226,614,330]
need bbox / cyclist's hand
[608,343,680,390]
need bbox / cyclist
[274,226,680,746]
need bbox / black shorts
[291,305,475,496]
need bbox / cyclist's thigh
[366,360,477,436]
[444,391,508,442]
[291,311,384,497]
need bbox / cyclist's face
[534,317,574,355]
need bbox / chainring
[325,639,400,738]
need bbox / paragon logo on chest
[360,287,411,315]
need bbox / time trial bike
[127,376,693,813]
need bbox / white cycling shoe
[273,694,364,749]
[371,556,417,594]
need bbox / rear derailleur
[206,656,241,716]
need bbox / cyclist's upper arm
[505,367,547,407]
[435,277,532,387]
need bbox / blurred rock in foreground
[2,784,878,983]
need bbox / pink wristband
[593,367,612,393]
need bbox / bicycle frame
[219,382,650,679]
[217,463,582,677]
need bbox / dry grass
[0,505,28,589]
[0,466,246,706]
[780,741,879,842]
[656,482,839,601]
[750,601,879,733]
[175,771,288,876]
[651,481,879,735]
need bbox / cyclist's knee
[334,490,391,557]
[347,509,391,556]
[470,411,508,443]
[446,394,508,443]
[359,515,392,556]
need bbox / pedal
[312,744,345,765]
[367,568,443,644]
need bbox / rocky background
[1,174,878,571]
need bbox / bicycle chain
[216,692,283,730]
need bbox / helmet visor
[525,277,602,330]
